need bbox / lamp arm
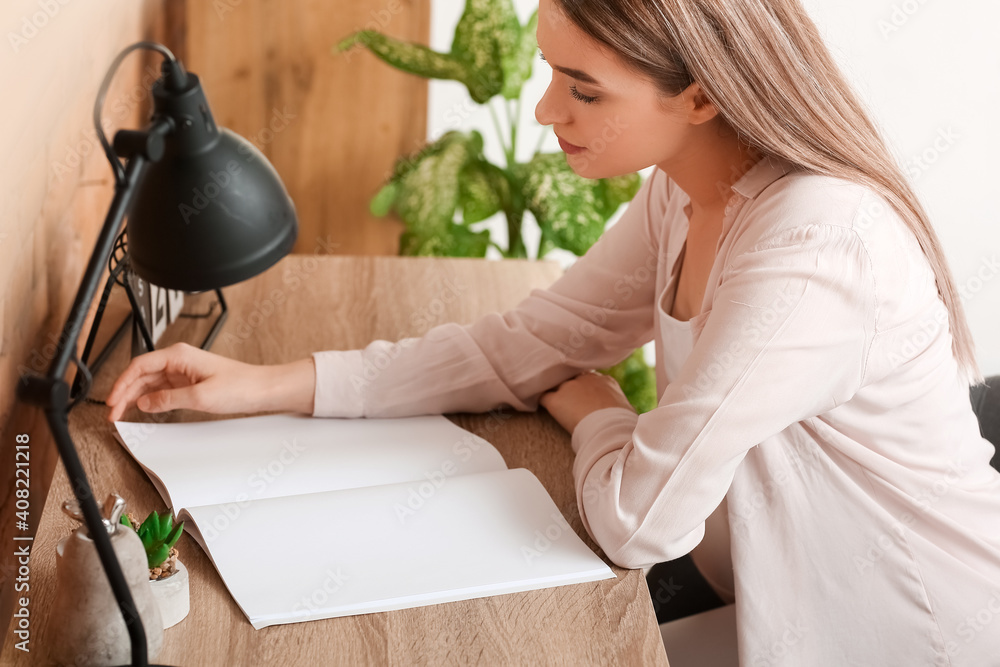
[50,156,151,380]
[17,124,166,666]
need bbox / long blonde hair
[557,0,982,384]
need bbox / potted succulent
[337,0,656,412]
[121,510,189,629]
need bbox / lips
[556,135,586,155]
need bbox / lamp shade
[126,71,297,292]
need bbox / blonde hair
[558,0,983,384]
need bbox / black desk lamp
[17,41,298,665]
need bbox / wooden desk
[2,256,669,666]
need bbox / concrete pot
[50,527,164,666]
[150,560,190,629]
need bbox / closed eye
[570,85,599,105]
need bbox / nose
[535,81,571,127]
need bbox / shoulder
[732,170,918,257]
[740,171,867,241]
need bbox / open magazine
[113,413,615,629]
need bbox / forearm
[259,357,316,415]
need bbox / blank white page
[180,468,616,628]
[114,414,507,511]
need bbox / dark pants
[648,378,1000,624]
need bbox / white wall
[427,0,1000,373]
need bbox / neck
[656,118,764,219]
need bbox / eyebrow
[539,52,601,86]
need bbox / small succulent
[120,510,184,569]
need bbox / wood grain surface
[173,0,432,256]
[0,256,668,666]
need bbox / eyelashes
[569,85,598,105]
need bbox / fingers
[106,344,198,421]
[107,347,179,405]
[107,375,176,422]
[136,384,200,414]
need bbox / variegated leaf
[336,31,468,83]
[501,9,539,99]
[451,0,518,102]
[519,153,607,256]
[459,160,509,224]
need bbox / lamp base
[72,256,228,407]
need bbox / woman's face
[534,0,711,179]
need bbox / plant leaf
[391,131,484,253]
[147,545,170,569]
[120,514,133,530]
[501,9,539,99]
[370,181,399,217]
[156,511,173,540]
[450,0,514,102]
[139,510,158,542]
[336,31,468,83]
[520,153,643,256]
[597,172,643,218]
[600,348,657,414]
[165,522,184,550]
[518,153,606,256]
[400,224,490,257]
[458,160,508,224]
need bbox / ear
[681,82,720,125]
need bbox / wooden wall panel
[0,0,168,645]
[177,0,432,256]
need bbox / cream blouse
[312,157,1000,665]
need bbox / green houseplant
[121,510,190,628]
[337,0,656,412]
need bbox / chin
[566,153,638,180]
[565,154,643,180]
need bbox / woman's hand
[539,371,636,434]
[105,342,316,422]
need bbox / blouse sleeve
[571,223,877,569]
[312,169,671,419]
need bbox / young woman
[108,0,1000,663]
